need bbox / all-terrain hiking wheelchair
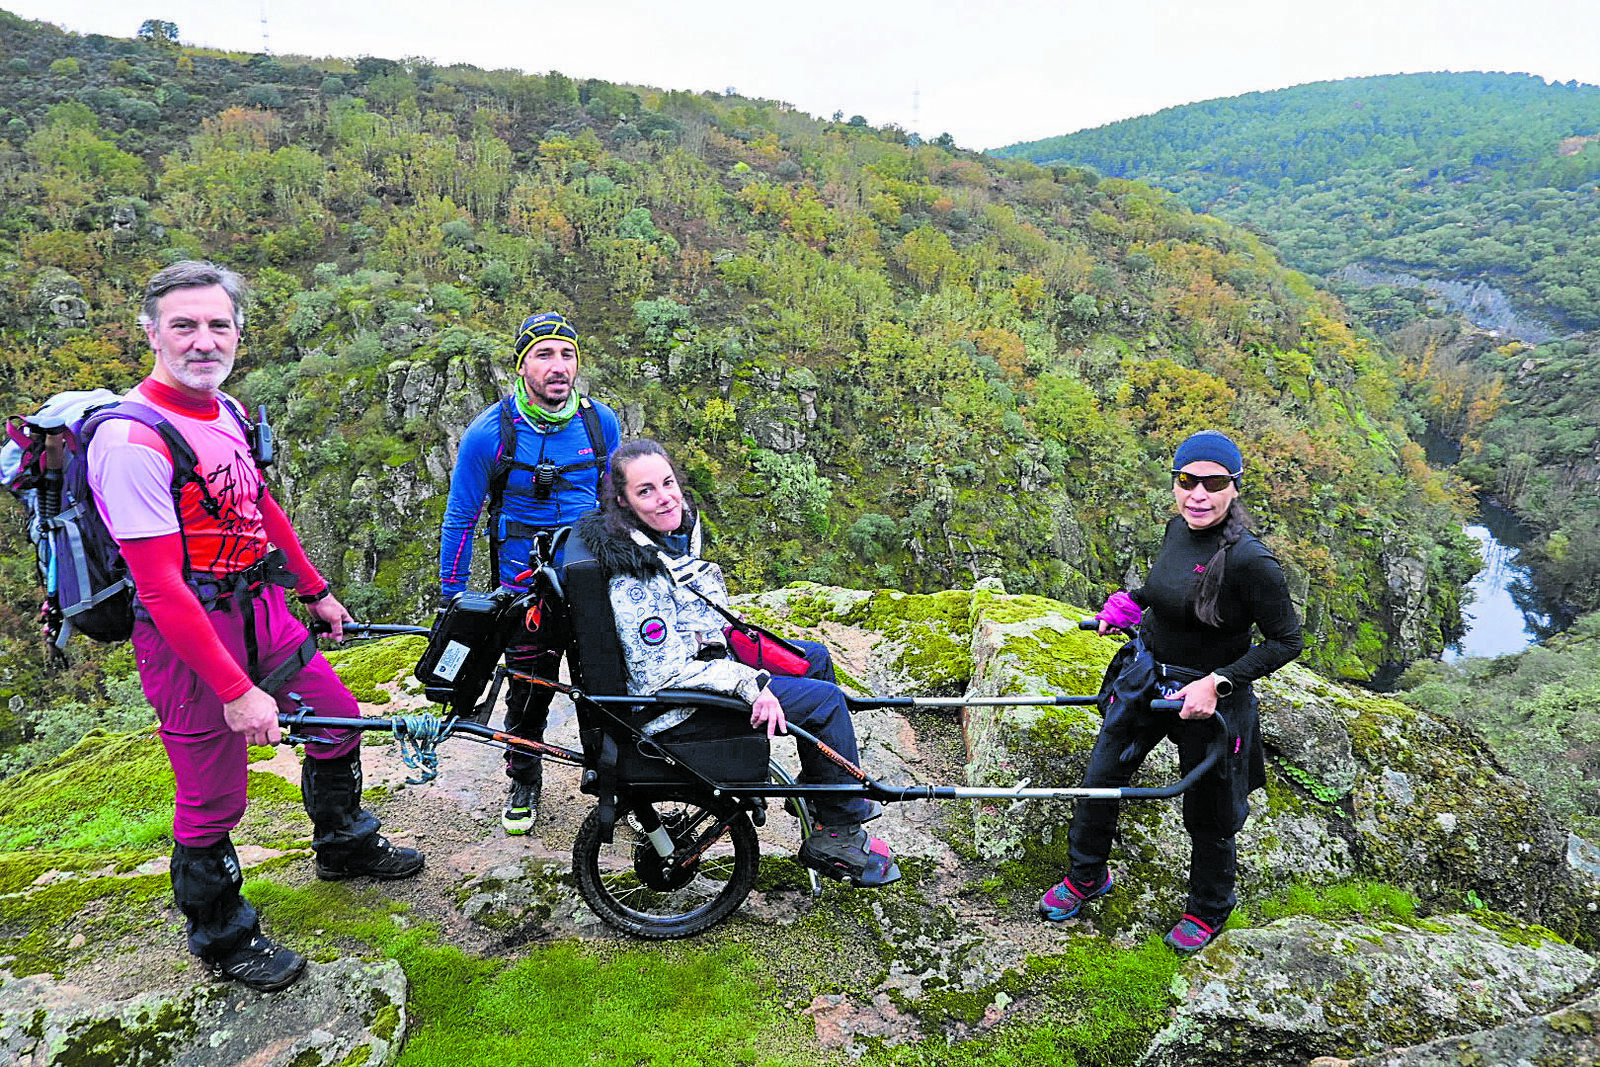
[282,527,1224,939]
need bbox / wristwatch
[1211,673,1234,698]
[754,670,773,693]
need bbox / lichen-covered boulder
[1257,662,1361,800]
[25,268,89,338]
[1337,988,1600,1066]
[1333,679,1593,940]
[960,597,1113,867]
[734,584,960,695]
[0,957,407,1066]
[1141,913,1597,1067]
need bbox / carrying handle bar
[310,620,432,638]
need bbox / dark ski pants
[765,639,875,827]
[1066,693,1251,925]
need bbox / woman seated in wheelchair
[575,439,899,888]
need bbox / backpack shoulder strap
[577,396,606,466]
[84,402,218,517]
[215,396,262,464]
[550,397,611,476]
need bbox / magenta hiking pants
[133,586,362,847]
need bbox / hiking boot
[1038,871,1114,922]
[206,932,306,992]
[796,824,900,888]
[502,778,540,836]
[1163,914,1220,955]
[315,834,424,881]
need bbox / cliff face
[3,584,1592,1064]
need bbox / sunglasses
[1172,471,1238,492]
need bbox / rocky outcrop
[1336,988,1600,1066]
[1143,914,1596,1066]
[0,958,407,1066]
[5,582,1598,1064]
[1333,264,1564,343]
[23,269,89,340]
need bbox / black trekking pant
[504,637,562,784]
[1066,687,1256,926]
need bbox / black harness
[486,395,607,578]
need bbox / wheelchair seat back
[560,520,769,788]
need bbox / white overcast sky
[6,0,1598,149]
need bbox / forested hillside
[0,11,1476,757]
[996,72,1600,331]
[998,71,1600,624]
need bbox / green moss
[777,587,847,627]
[1464,906,1568,949]
[751,854,812,893]
[842,589,974,634]
[0,729,174,852]
[867,937,1181,1067]
[324,635,428,705]
[990,625,1111,696]
[370,991,400,1042]
[1549,1008,1598,1035]
[0,849,155,895]
[971,592,1077,625]
[0,868,171,976]
[1240,879,1420,926]
[52,1001,197,1067]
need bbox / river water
[1445,497,1568,661]
[1423,430,1571,661]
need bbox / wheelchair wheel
[573,791,759,939]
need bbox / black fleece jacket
[1131,516,1303,686]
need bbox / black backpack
[3,391,260,654]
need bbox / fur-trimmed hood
[575,497,701,580]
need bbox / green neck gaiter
[514,376,579,425]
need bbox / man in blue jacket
[439,313,621,833]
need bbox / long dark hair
[1193,497,1254,626]
[598,438,689,540]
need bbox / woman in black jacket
[1039,430,1303,954]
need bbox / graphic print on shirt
[179,447,266,576]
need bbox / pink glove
[1095,590,1142,630]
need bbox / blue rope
[393,713,444,785]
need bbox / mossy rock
[0,957,408,1064]
[0,729,175,854]
[325,635,428,705]
[1144,913,1595,1066]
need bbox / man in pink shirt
[87,261,424,992]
